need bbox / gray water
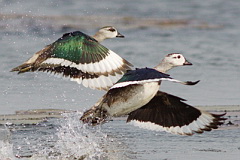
[0,0,240,159]
[1,112,240,160]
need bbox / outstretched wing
[127,91,226,135]
[110,68,199,89]
[11,31,133,90]
[105,68,198,108]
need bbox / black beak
[116,32,125,38]
[183,59,192,65]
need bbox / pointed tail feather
[11,63,34,74]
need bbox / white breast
[103,82,160,117]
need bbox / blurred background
[0,1,240,160]
[1,0,239,114]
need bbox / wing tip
[185,80,200,85]
[127,111,227,136]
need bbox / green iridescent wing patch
[12,31,133,90]
[50,31,109,64]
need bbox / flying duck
[80,53,226,135]
[11,26,133,90]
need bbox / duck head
[93,26,124,42]
[163,53,192,66]
[155,53,192,73]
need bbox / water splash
[0,141,14,160]
[2,112,127,159]
[0,127,15,160]
[34,112,109,159]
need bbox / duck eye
[108,28,116,32]
[177,55,181,59]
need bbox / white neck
[92,32,106,42]
[154,61,175,73]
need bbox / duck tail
[80,105,108,125]
[11,63,34,74]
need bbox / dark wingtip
[213,112,227,121]
[207,112,227,129]
[185,80,200,85]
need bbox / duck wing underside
[127,91,226,135]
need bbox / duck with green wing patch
[11,26,132,90]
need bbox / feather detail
[127,91,226,135]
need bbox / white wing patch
[43,58,65,65]
[110,78,189,89]
[41,49,127,75]
[128,111,216,135]
[71,73,123,90]
[40,49,131,90]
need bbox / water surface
[0,0,240,159]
